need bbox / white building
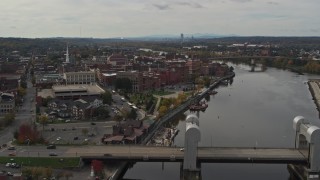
[64,71,96,85]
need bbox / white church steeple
[66,44,70,63]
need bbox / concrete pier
[180,163,201,180]
[288,164,320,180]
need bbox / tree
[96,106,110,118]
[17,87,26,96]
[31,167,43,180]
[31,76,36,86]
[43,167,53,179]
[82,128,89,136]
[20,81,27,89]
[63,171,73,180]
[42,96,53,107]
[202,76,211,88]
[101,91,112,105]
[127,109,138,120]
[2,112,15,126]
[113,114,123,122]
[38,115,48,131]
[158,105,168,118]
[17,123,40,144]
[92,160,105,179]
[13,129,19,139]
[22,167,33,179]
[55,171,64,180]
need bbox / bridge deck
[70,146,308,164]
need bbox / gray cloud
[310,29,320,33]
[1,0,320,37]
[153,4,170,10]
[267,2,279,5]
[175,2,204,8]
[229,0,252,2]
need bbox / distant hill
[127,33,234,40]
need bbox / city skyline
[0,0,319,38]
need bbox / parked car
[73,137,79,140]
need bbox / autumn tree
[31,167,43,180]
[158,105,168,118]
[43,167,53,179]
[17,123,40,144]
[17,87,26,96]
[113,114,123,122]
[38,115,48,131]
[92,160,105,179]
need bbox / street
[0,80,36,146]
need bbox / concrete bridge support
[290,116,320,180]
[182,114,201,180]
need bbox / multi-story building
[37,84,105,100]
[117,71,141,92]
[63,71,96,85]
[0,75,21,93]
[107,54,127,66]
[0,92,15,115]
[186,59,202,81]
[141,72,161,91]
[100,73,116,87]
[47,97,103,120]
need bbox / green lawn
[152,90,175,96]
[0,157,80,168]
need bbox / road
[112,93,145,120]
[0,145,308,164]
[0,80,36,146]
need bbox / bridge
[79,146,307,164]
[80,115,319,180]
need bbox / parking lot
[41,121,116,145]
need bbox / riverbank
[111,72,235,179]
[308,79,320,113]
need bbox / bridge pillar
[291,116,320,180]
[182,114,201,180]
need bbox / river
[123,63,320,180]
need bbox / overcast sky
[0,0,319,38]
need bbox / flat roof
[37,84,105,98]
[102,73,117,77]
